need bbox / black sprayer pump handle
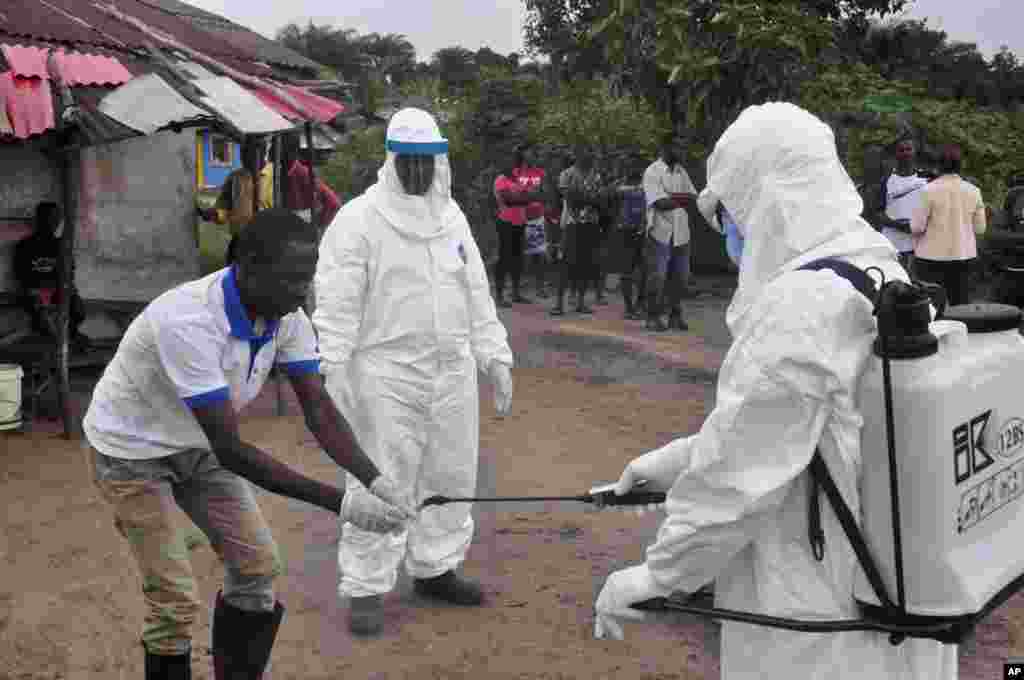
[589,489,667,507]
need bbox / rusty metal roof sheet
[249,82,346,124]
[0,0,271,77]
[135,0,322,73]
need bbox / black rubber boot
[413,571,484,606]
[212,591,284,680]
[144,644,191,680]
[348,595,384,637]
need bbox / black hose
[632,598,956,638]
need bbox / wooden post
[305,122,318,229]
[47,49,78,438]
[303,122,319,318]
[251,136,263,217]
[272,134,283,209]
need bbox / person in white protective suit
[313,107,515,636]
[593,103,958,679]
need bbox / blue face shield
[721,206,745,268]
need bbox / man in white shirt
[83,208,415,680]
[643,134,698,332]
[875,137,929,270]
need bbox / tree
[475,46,510,72]
[589,0,912,138]
[358,33,417,86]
[276,22,366,82]
[522,0,608,87]
[431,47,478,95]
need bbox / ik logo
[954,410,995,485]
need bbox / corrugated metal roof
[0,71,55,138]
[194,76,293,135]
[1,44,133,85]
[1,45,48,78]
[190,24,322,73]
[280,83,345,121]
[56,51,133,85]
[0,0,272,78]
[249,83,346,124]
[73,85,147,145]
[135,0,323,73]
[98,72,210,134]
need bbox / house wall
[198,129,241,190]
[74,129,201,302]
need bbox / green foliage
[319,126,386,201]
[529,79,668,158]
[799,63,1024,208]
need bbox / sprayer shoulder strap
[807,450,897,611]
[796,257,878,305]
[795,259,895,610]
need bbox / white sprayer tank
[854,303,1024,616]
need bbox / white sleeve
[643,165,666,207]
[461,220,513,372]
[312,211,369,369]
[153,312,231,408]
[276,308,320,377]
[644,281,867,594]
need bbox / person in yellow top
[199,138,274,263]
[910,144,986,306]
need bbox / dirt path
[2,280,1021,678]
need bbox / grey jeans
[88,447,282,655]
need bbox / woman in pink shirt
[493,148,543,307]
[910,145,987,306]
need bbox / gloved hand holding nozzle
[339,475,417,534]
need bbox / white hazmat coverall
[314,110,513,598]
[594,102,957,679]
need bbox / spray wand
[420,481,666,509]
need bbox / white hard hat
[386,107,448,156]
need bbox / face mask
[394,154,436,196]
[721,207,745,268]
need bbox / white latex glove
[339,483,410,534]
[594,564,667,641]
[489,361,513,416]
[368,475,417,520]
[614,443,688,496]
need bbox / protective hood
[366,107,463,241]
[705,103,897,333]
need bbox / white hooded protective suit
[597,103,957,678]
[314,108,513,597]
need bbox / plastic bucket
[0,363,24,431]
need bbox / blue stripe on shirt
[280,359,321,377]
[183,386,231,408]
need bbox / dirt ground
[2,277,1023,679]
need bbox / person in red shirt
[514,146,549,298]
[281,133,342,229]
[493,147,543,307]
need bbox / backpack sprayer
[636,261,1024,645]
[429,259,1024,646]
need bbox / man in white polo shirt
[875,136,930,272]
[643,133,698,332]
[83,208,415,680]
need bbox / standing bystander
[875,137,930,272]
[911,144,987,306]
[642,135,698,332]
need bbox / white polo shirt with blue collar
[83,267,320,460]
